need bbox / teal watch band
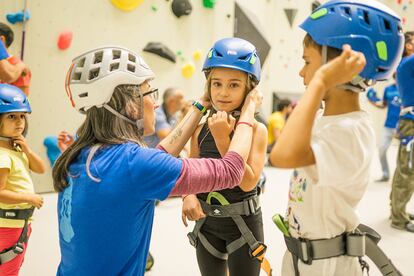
[192,101,207,115]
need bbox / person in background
[366,75,401,182]
[144,87,185,148]
[0,23,31,96]
[267,99,292,153]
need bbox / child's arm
[13,135,46,174]
[181,124,205,227]
[0,59,26,83]
[0,168,43,208]
[209,112,267,191]
[270,45,366,168]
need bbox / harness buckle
[298,238,313,265]
[250,242,267,262]
[187,232,198,248]
[12,243,24,254]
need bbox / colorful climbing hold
[110,0,145,12]
[192,50,202,61]
[203,0,217,9]
[57,31,73,50]
[6,11,31,25]
[182,62,195,78]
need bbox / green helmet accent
[376,41,388,61]
[310,8,328,20]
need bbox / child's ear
[0,36,5,45]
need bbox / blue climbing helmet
[300,0,404,81]
[202,37,261,82]
[0,84,31,114]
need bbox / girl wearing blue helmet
[0,84,46,275]
[269,0,403,275]
[181,38,270,276]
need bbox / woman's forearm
[170,151,244,196]
[158,106,204,157]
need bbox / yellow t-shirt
[0,147,35,228]
[267,112,286,145]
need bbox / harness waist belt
[199,195,260,217]
[0,208,34,220]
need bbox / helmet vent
[78,92,88,98]
[110,62,120,71]
[77,58,86,68]
[112,50,121,60]
[215,51,223,57]
[342,7,351,16]
[383,19,391,31]
[376,67,387,73]
[127,64,136,73]
[362,10,370,25]
[128,53,136,63]
[93,51,103,64]
[88,68,100,80]
[238,54,250,61]
[73,72,82,81]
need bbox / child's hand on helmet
[182,194,205,227]
[242,88,263,112]
[12,135,31,154]
[316,44,366,91]
[208,111,236,140]
[58,131,74,153]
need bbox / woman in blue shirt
[53,46,262,276]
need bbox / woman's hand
[208,111,236,141]
[181,194,205,227]
[242,88,263,113]
[58,131,74,153]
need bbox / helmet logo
[13,96,22,102]
[227,50,237,55]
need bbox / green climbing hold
[203,0,217,9]
[151,5,158,12]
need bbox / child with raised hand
[181,38,269,276]
[269,0,404,275]
[0,84,46,275]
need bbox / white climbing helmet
[65,46,155,113]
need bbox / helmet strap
[0,136,20,151]
[103,104,144,133]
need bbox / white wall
[0,0,413,192]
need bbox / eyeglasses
[142,88,159,101]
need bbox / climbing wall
[0,0,412,192]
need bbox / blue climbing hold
[6,11,31,25]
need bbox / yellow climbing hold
[111,0,144,12]
[193,50,202,62]
[182,62,195,78]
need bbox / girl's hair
[53,85,145,192]
[403,31,414,57]
[303,34,342,61]
[0,113,29,137]
[0,22,14,48]
[204,68,257,114]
